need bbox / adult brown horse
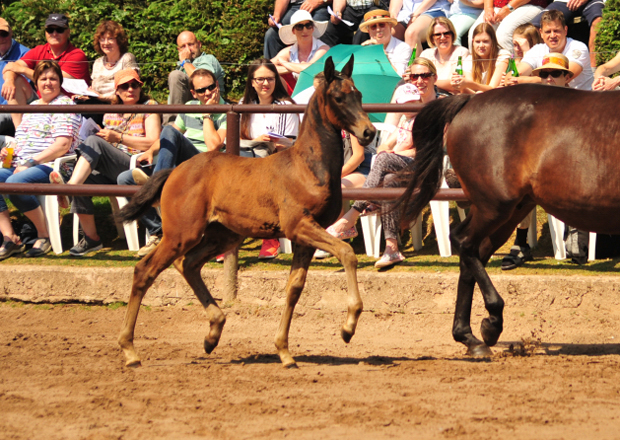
[116,56,375,368]
[400,84,620,357]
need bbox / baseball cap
[45,13,69,29]
[395,83,421,104]
[0,18,11,32]
[114,69,143,89]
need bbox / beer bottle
[2,143,14,169]
[455,56,463,76]
[407,47,417,67]
[505,57,519,77]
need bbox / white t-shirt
[385,37,412,76]
[420,45,470,81]
[247,99,300,139]
[522,38,594,90]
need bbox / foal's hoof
[480,317,503,347]
[204,339,218,355]
[341,328,354,344]
[283,361,299,369]
[466,344,493,358]
[125,359,142,368]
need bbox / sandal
[374,251,405,269]
[25,238,52,258]
[501,245,533,271]
[49,171,70,209]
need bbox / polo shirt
[0,39,30,105]
[178,53,225,93]
[174,100,227,152]
[21,42,90,83]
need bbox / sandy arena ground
[2,270,620,439]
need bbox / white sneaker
[137,235,161,258]
[314,249,331,259]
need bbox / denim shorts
[355,152,373,177]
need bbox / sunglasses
[538,70,566,79]
[369,23,387,31]
[433,31,452,39]
[45,27,67,34]
[118,80,141,91]
[404,72,434,81]
[0,31,10,38]
[293,22,314,31]
[194,83,217,94]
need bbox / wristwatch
[180,58,191,68]
[19,158,38,168]
[507,3,515,11]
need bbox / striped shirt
[103,99,158,155]
[12,95,81,168]
[174,100,227,152]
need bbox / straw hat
[532,53,573,78]
[114,69,143,89]
[394,83,421,104]
[359,10,397,33]
[278,10,328,45]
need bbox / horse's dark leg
[288,218,363,344]
[451,203,535,356]
[172,223,244,355]
[118,235,197,367]
[274,244,315,368]
[449,216,493,356]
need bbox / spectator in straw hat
[359,9,412,76]
[0,17,28,136]
[272,10,330,91]
[320,0,391,47]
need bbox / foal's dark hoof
[204,339,218,354]
[284,362,299,369]
[480,317,503,347]
[341,328,354,344]
[466,344,493,358]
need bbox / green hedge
[595,0,620,66]
[1,0,273,100]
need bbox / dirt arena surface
[2,272,620,439]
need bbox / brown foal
[117,56,376,368]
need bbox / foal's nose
[363,127,376,143]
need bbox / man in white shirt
[510,9,593,90]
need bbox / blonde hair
[409,57,437,77]
[471,23,500,85]
[426,17,457,48]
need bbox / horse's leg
[172,223,244,355]
[274,244,315,368]
[118,236,191,367]
[289,218,363,344]
[451,202,535,356]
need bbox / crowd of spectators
[0,1,617,266]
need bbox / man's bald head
[177,31,202,61]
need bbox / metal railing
[0,103,467,300]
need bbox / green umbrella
[292,44,403,123]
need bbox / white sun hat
[279,10,328,45]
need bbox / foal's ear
[324,57,335,84]
[341,54,354,78]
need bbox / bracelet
[119,133,124,144]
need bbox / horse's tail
[398,94,473,225]
[116,168,173,223]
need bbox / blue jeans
[156,125,201,173]
[0,165,52,213]
[117,170,162,236]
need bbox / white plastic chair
[547,215,596,261]
[36,155,77,254]
[72,153,150,251]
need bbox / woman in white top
[272,9,329,86]
[390,0,451,55]
[359,10,412,76]
[239,58,300,260]
[90,21,139,101]
[419,17,469,94]
[451,23,510,93]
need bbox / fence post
[222,110,240,302]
